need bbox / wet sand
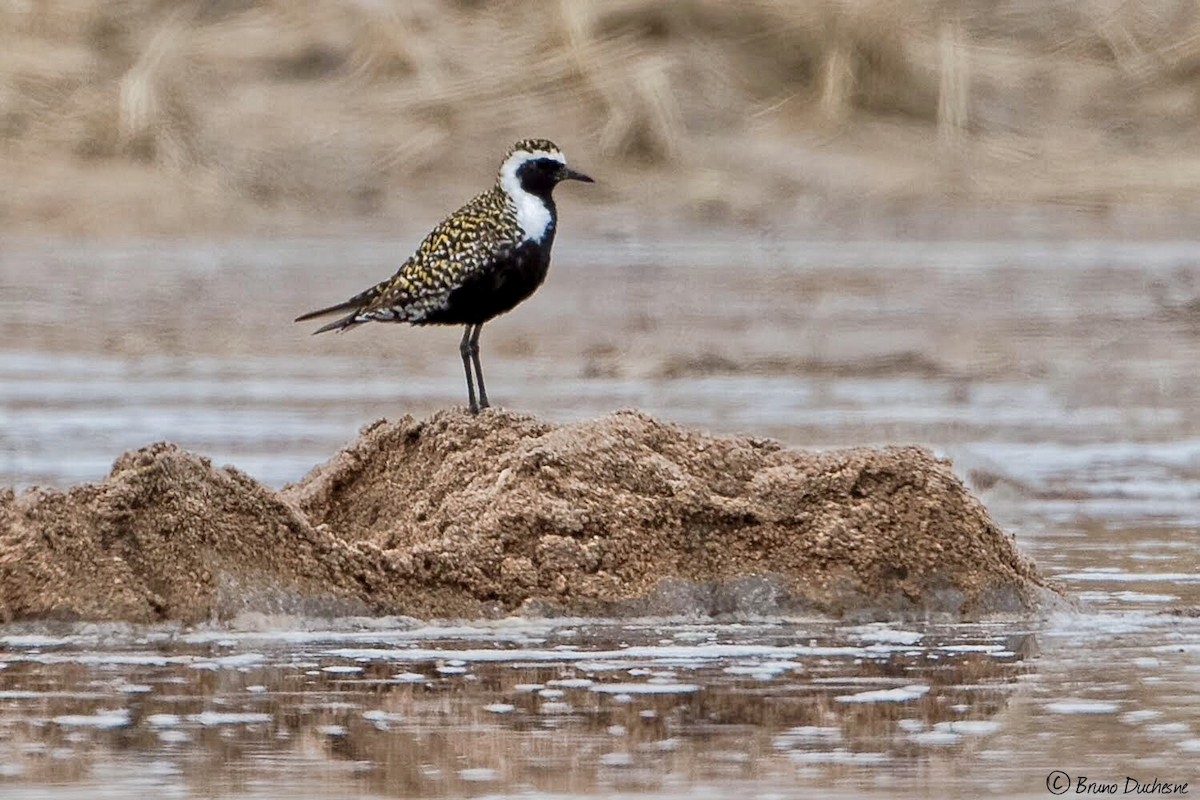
[1,235,1198,797]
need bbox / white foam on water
[483,703,515,714]
[1045,610,1171,638]
[320,665,363,674]
[1145,722,1191,737]
[190,653,266,670]
[571,660,630,672]
[909,730,961,746]
[836,685,930,704]
[846,626,923,645]
[956,440,1200,484]
[11,654,177,667]
[772,727,843,749]
[51,710,129,729]
[0,635,77,648]
[325,643,874,665]
[458,768,498,782]
[590,682,701,695]
[1151,643,1200,654]
[1044,700,1121,714]
[599,752,634,767]
[1058,572,1200,583]
[0,691,110,701]
[316,725,347,737]
[935,720,1001,736]
[810,676,910,686]
[145,714,181,728]
[642,738,679,751]
[1031,498,1200,526]
[178,620,560,647]
[723,664,789,679]
[512,683,543,693]
[116,684,152,694]
[938,644,1008,653]
[1116,592,1180,603]
[187,712,273,726]
[788,749,890,765]
[1120,710,1163,725]
[361,710,404,729]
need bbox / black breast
[423,233,556,326]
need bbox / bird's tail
[294,300,364,334]
[297,276,395,334]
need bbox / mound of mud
[0,411,1051,623]
[0,444,407,623]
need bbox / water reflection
[0,621,1034,797]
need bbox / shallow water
[0,612,1197,798]
[1,236,1198,796]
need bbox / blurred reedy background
[5,0,1200,236]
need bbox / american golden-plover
[296,139,592,414]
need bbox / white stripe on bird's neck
[499,149,563,243]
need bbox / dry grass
[3,0,1200,234]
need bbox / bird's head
[498,139,593,201]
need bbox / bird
[295,138,593,414]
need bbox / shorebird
[295,138,592,413]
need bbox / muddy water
[1,236,1199,797]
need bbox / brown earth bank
[0,410,1053,623]
[8,1,1200,236]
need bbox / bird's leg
[460,325,479,414]
[469,323,489,410]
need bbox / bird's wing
[356,191,519,322]
[296,190,518,332]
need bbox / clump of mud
[0,444,402,623]
[0,410,1051,623]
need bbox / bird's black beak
[559,167,594,184]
